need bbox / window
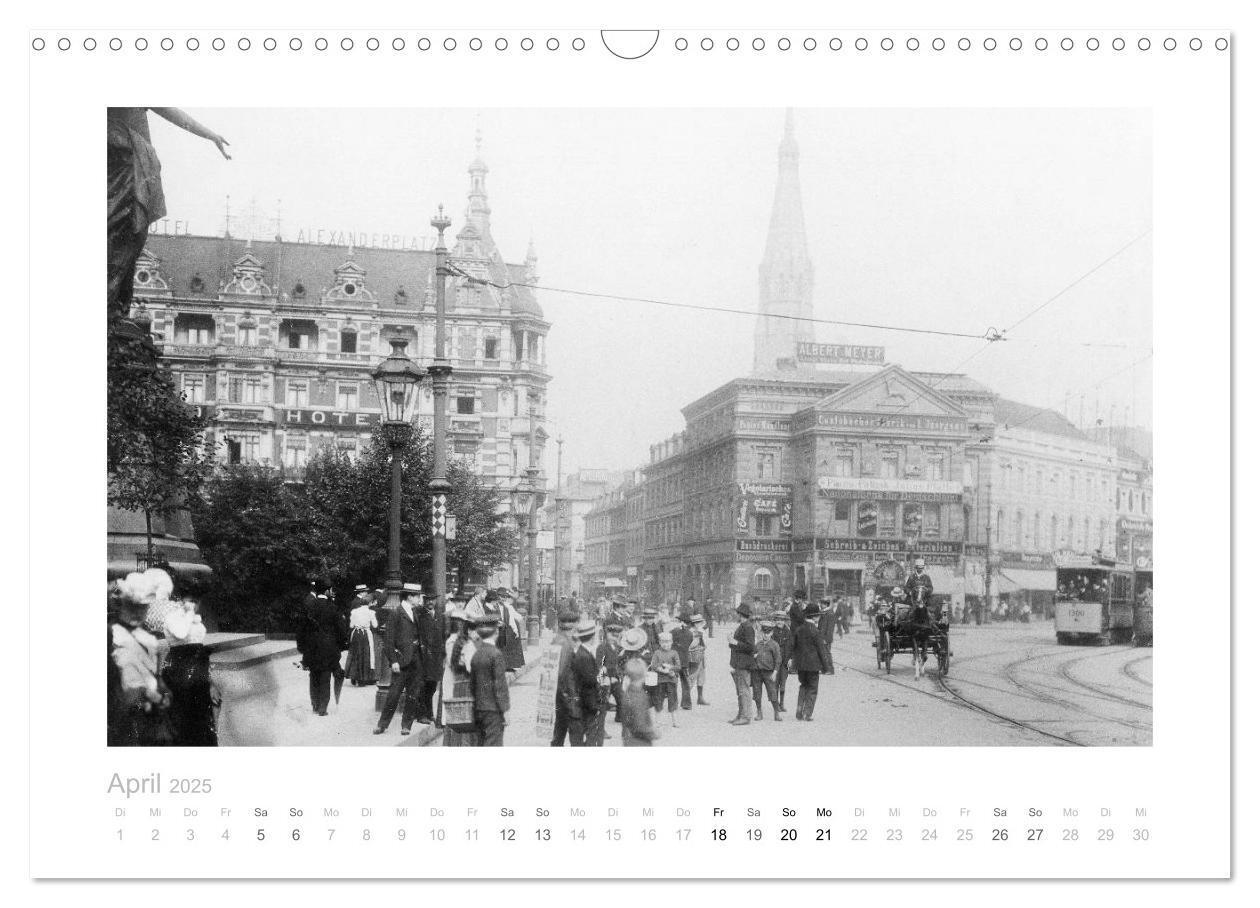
[877,501,897,538]
[996,510,1005,546]
[1051,515,1059,548]
[833,500,851,522]
[925,453,945,481]
[456,396,475,415]
[756,451,778,480]
[923,504,942,538]
[175,314,215,345]
[1083,517,1092,550]
[182,374,207,403]
[284,437,308,469]
[1142,493,1149,515]
[1033,513,1041,549]
[1086,475,1094,502]
[902,502,923,537]
[484,336,499,359]
[228,375,262,404]
[835,451,855,477]
[286,382,309,408]
[237,325,257,346]
[753,569,773,592]
[336,385,358,410]
[1069,474,1077,499]
[1067,516,1075,549]
[964,458,977,488]
[1035,471,1043,495]
[1016,464,1027,492]
[227,434,259,464]
[1015,511,1025,547]
[340,331,358,353]
[880,450,900,479]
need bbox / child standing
[648,626,682,726]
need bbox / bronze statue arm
[149,107,232,159]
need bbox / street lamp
[511,468,546,645]
[370,335,425,707]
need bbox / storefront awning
[1000,569,1058,592]
[965,572,985,596]
[925,566,962,598]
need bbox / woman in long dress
[344,596,378,686]
[440,610,480,747]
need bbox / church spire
[753,109,815,373]
[466,127,492,236]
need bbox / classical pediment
[810,365,968,419]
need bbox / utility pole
[429,206,453,632]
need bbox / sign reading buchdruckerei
[796,342,886,364]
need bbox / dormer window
[292,283,306,299]
[189,274,205,293]
[342,282,357,296]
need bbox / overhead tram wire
[447,265,997,342]
[861,227,1152,425]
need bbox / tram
[1052,552,1136,645]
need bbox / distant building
[542,469,623,598]
[576,110,1152,614]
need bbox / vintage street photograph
[106,107,1153,748]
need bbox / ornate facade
[131,143,550,499]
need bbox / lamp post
[370,335,426,707]
[511,466,546,646]
[429,207,453,632]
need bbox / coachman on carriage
[872,558,952,679]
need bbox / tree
[190,425,519,631]
[189,465,325,633]
[107,316,214,555]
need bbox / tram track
[994,650,1152,733]
[843,660,1083,747]
[1121,654,1153,687]
[1055,652,1153,711]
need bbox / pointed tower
[467,128,492,237]
[753,109,815,373]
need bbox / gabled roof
[807,364,970,419]
[992,397,1088,440]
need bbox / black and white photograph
[106,106,1154,749]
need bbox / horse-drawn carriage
[872,585,951,678]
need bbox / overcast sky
[152,108,1152,474]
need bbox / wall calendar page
[14,0,1245,901]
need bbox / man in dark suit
[595,622,624,740]
[703,598,716,638]
[469,616,511,746]
[373,583,426,736]
[570,617,603,746]
[904,558,934,608]
[671,619,694,709]
[415,594,444,725]
[818,599,839,648]
[550,610,583,747]
[297,578,348,717]
[728,602,758,725]
[791,603,834,721]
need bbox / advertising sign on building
[818,537,962,566]
[818,476,964,502]
[796,342,886,365]
[734,483,793,536]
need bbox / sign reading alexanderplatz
[796,342,886,365]
[817,476,964,502]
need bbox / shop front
[994,551,1058,619]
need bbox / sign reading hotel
[796,342,885,365]
[818,476,964,502]
[280,408,382,430]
